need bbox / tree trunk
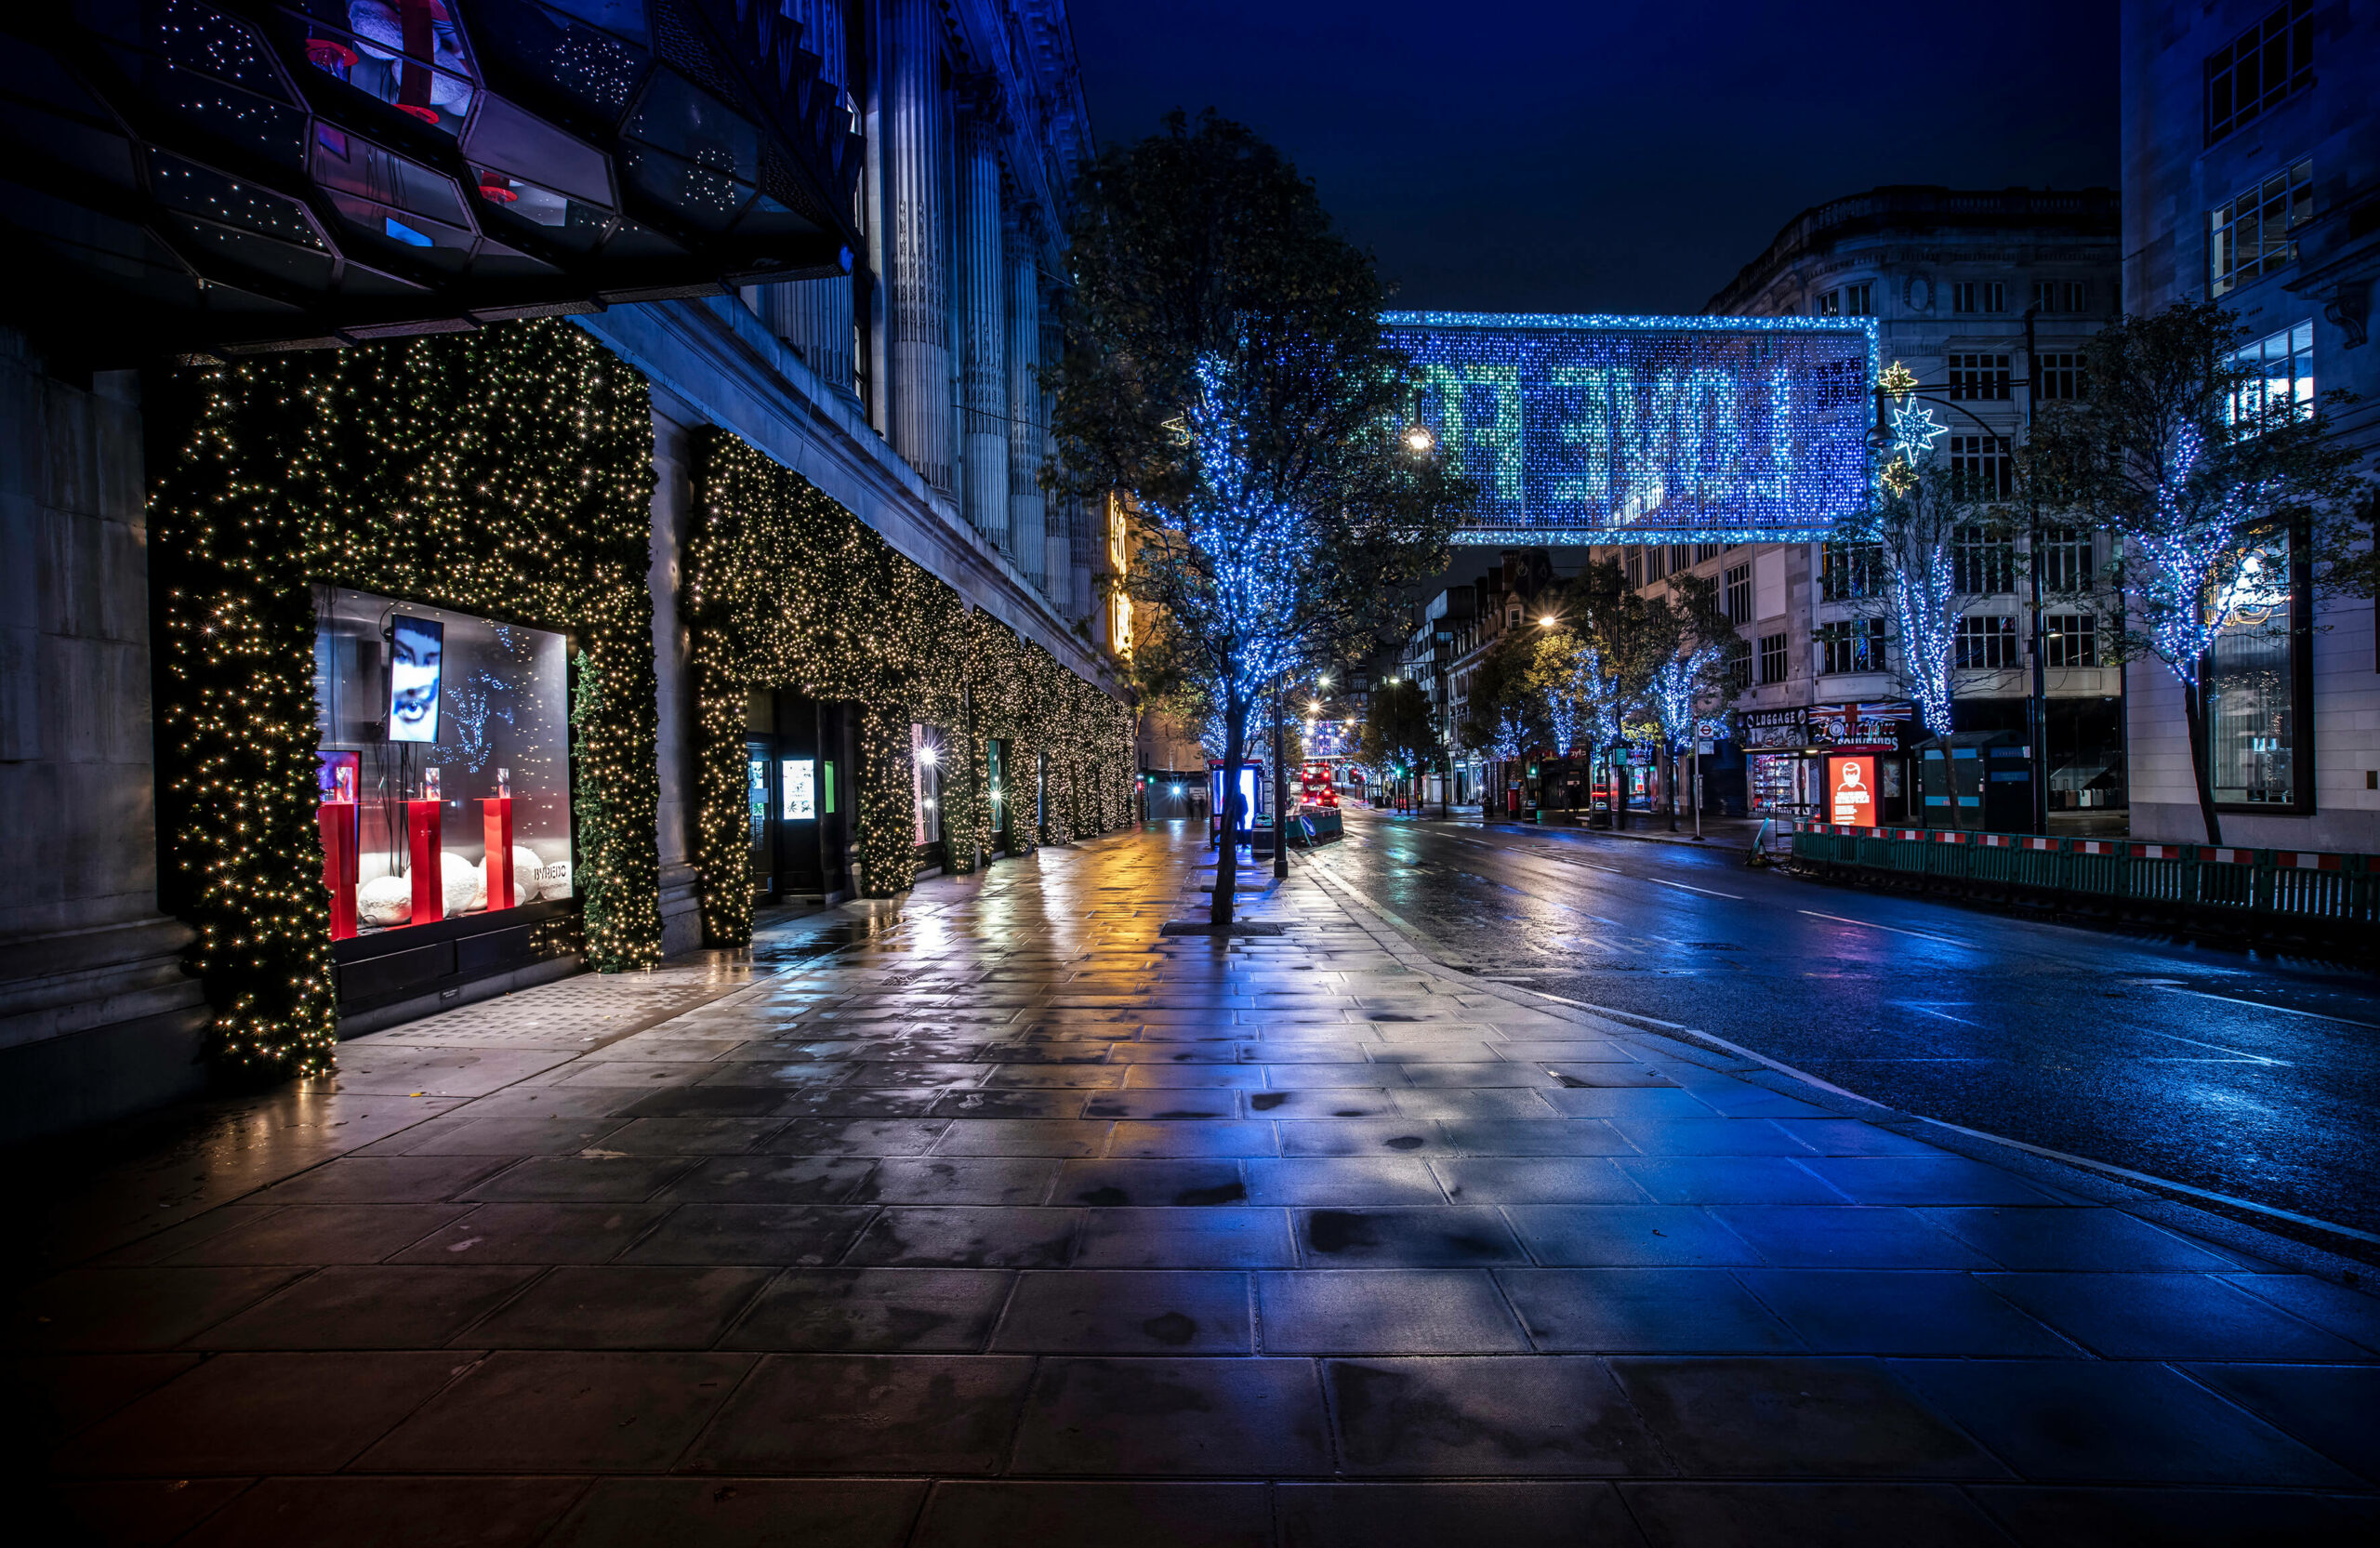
[1211,687,1246,928]
[1615,755,1631,831]
[2182,677,2224,847]
[1665,744,1679,831]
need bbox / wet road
[1307,807,2380,1240]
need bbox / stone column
[1041,311,1070,604]
[1005,214,1044,585]
[958,115,1009,552]
[760,277,855,397]
[883,0,951,494]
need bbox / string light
[152,321,663,1074]
[687,429,1132,946]
[1382,311,1876,542]
[2129,424,2281,687]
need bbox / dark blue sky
[1069,0,2121,315]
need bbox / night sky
[1068,0,2121,317]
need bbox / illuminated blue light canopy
[1384,312,1879,543]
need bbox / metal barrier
[1783,821,2378,940]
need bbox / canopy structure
[1384,312,1879,544]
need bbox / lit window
[2211,161,2314,297]
[2229,322,2315,431]
[2043,614,2098,668]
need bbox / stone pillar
[0,333,209,1142]
[1005,215,1044,585]
[1041,312,1070,605]
[958,115,1009,552]
[884,0,951,494]
[759,277,855,397]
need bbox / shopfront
[743,692,855,904]
[313,587,581,1018]
[1811,701,1917,827]
[1740,708,1813,816]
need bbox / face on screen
[389,615,443,743]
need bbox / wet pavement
[7,823,2378,1545]
[1319,807,2380,1243]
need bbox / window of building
[2030,280,2090,314]
[2040,527,2094,594]
[1816,290,1840,316]
[1625,548,1643,588]
[2043,614,2098,668]
[1843,282,1874,316]
[1758,632,1790,684]
[312,587,575,938]
[1724,562,1752,624]
[2206,532,2300,805]
[2211,160,2314,297]
[1645,547,1667,582]
[1818,617,1887,675]
[1952,523,2015,593]
[1951,281,2006,315]
[1695,543,1721,563]
[1948,437,2015,503]
[1948,353,2012,401]
[2230,321,2315,430]
[1954,614,2018,669]
[1820,542,1884,602]
[2035,351,2085,401]
[1726,655,1752,695]
[2205,0,2313,146]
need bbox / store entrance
[747,691,854,904]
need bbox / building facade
[1619,186,2126,822]
[2121,0,2380,852]
[0,0,1130,1143]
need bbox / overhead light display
[1382,311,1878,542]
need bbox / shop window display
[313,586,573,934]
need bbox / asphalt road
[1304,806,2380,1243]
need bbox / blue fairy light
[1382,311,1877,542]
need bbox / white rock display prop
[538,857,571,898]
[482,847,536,908]
[442,851,484,914]
[356,874,412,927]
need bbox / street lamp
[1539,614,1557,628]
[1404,425,1435,455]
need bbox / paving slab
[7,826,2375,1541]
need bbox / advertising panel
[1829,755,1878,826]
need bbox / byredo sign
[1829,755,1877,826]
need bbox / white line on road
[2148,984,2380,1031]
[1650,877,1744,900]
[2148,1029,2293,1066]
[1799,909,1965,946]
[1898,1003,1983,1026]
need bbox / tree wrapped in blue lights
[2025,300,2370,843]
[1051,112,1461,924]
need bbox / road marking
[2148,1029,2292,1066]
[2147,984,2380,1031]
[1650,877,1744,899]
[1799,909,1965,946]
[1898,1003,1982,1027]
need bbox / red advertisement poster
[1830,755,1877,826]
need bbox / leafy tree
[2024,300,2368,843]
[1051,112,1458,924]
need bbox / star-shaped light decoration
[1893,397,1946,465]
[1880,456,1918,496]
[1880,360,1920,401]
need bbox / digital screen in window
[782,759,815,821]
[388,615,443,744]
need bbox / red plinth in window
[483,797,514,909]
[408,799,443,925]
[319,801,358,939]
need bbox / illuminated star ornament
[1893,397,1946,465]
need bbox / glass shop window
[912,723,944,844]
[312,587,572,935]
[2207,536,2297,806]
